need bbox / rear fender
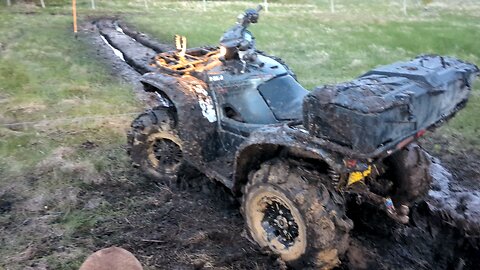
[232,126,342,195]
[140,72,219,164]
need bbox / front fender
[140,72,190,107]
[140,72,218,164]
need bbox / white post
[6,0,11,6]
[403,0,407,15]
[330,0,335,13]
[264,0,268,13]
[144,0,148,9]
[91,0,95,9]
[203,0,206,12]
[40,0,45,8]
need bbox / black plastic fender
[140,72,219,165]
[232,125,344,195]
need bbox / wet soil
[68,154,479,270]
[66,18,480,269]
[89,172,282,270]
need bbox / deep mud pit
[78,19,480,269]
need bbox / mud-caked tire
[127,106,183,182]
[241,158,353,269]
[388,143,432,206]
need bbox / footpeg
[385,198,410,224]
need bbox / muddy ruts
[96,19,156,74]
[347,157,480,269]
[345,199,480,270]
[117,21,174,53]
[410,202,480,269]
[424,158,480,252]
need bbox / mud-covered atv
[127,6,479,269]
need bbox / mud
[96,20,156,74]
[78,19,480,269]
[343,158,480,269]
[80,20,157,108]
[88,173,282,270]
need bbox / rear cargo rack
[289,104,468,161]
[303,55,478,154]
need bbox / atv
[126,6,479,269]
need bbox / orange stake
[72,0,77,33]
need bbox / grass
[0,0,479,268]
[0,6,141,269]
[0,10,140,175]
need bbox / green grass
[0,10,141,176]
[0,9,141,267]
[0,0,479,268]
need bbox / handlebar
[239,5,263,26]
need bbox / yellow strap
[347,166,372,186]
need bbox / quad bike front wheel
[127,106,183,181]
[242,159,353,269]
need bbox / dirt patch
[35,147,104,185]
[88,175,282,270]
[421,132,480,191]
[1,172,278,269]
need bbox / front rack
[151,46,221,75]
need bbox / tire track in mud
[85,19,480,269]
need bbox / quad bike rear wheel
[241,159,353,269]
[127,106,183,181]
[388,143,432,206]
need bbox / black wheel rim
[151,138,182,169]
[261,198,300,248]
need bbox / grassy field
[0,0,479,268]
